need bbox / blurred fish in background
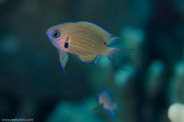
[96,88,117,117]
[0,0,184,122]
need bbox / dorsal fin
[77,21,112,42]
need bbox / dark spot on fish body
[64,42,69,48]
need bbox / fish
[96,88,117,116]
[46,21,133,74]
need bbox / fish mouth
[46,29,50,36]
[46,30,58,48]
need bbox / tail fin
[107,48,149,70]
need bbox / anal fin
[79,55,101,64]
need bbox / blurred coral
[46,98,104,122]
[168,103,184,122]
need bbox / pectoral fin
[79,55,101,64]
[58,50,69,75]
[106,37,122,48]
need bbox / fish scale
[71,37,102,52]
[70,33,106,55]
[71,35,99,49]
[69,28,105,43]
[70,42,98,56]
[70,39,106,55]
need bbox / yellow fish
[46,21,127,74]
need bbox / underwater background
[0,0,184,122]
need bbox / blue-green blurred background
[0,0,184,122]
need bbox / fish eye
[52,30,60,38]
[64,42,69,48]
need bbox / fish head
[46,24,70,52]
